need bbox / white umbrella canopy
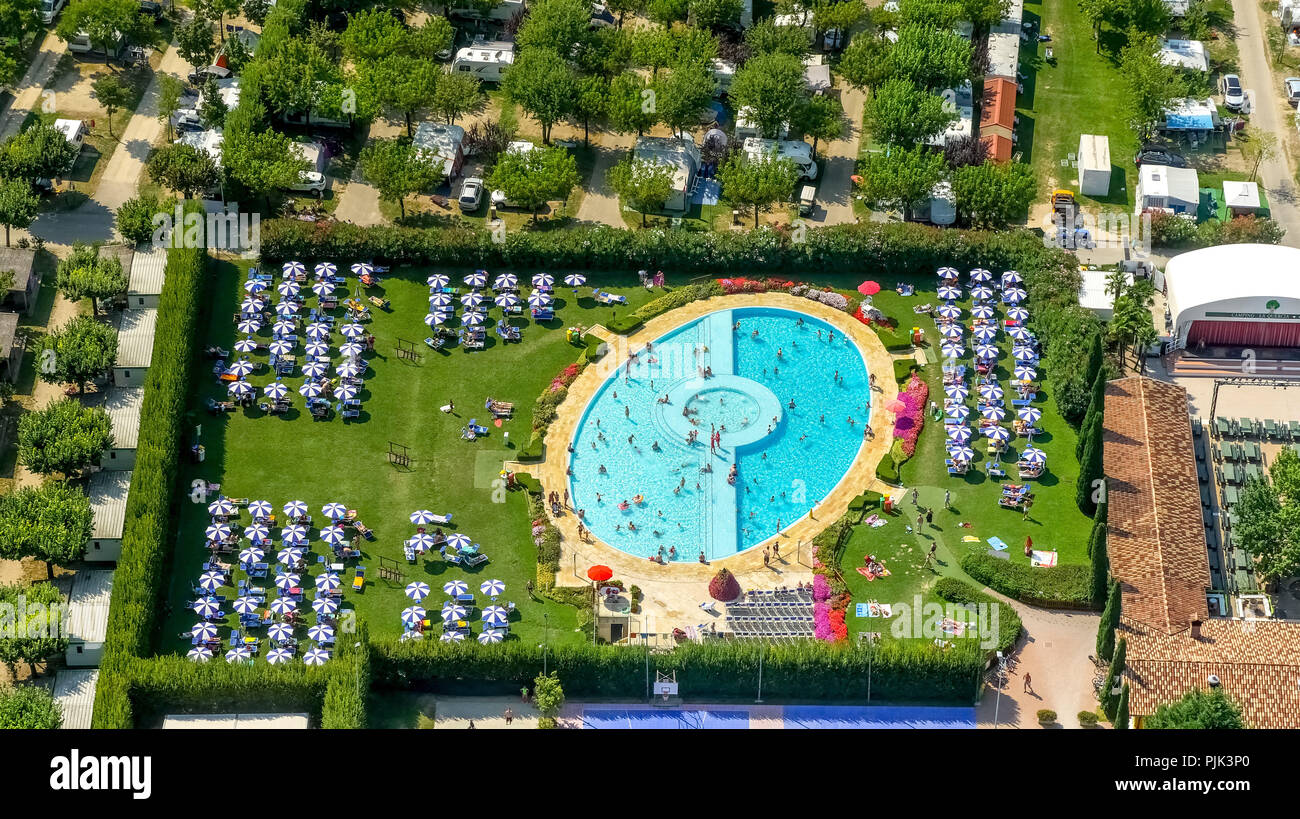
[320,525,347,544]
[303,647,331,665]
[1013,347,1038,362]
[268,340,294,356]
[947,446,975,462]
[408,533,437,552]
[274,571,301,589]
[401,606,427,626]
[427,274,450,288]
[283,500,308,518]
[970,285,994,301]
[312,281,336,297]
[971,304,996,319]
[233,596,260,614]
[225,645,253,662]
[304,341,330,357]
[944,384,969,401]
[314,261,337,277]
[266,647,294,664]
[464,271,487,288]
[268,622,295,642]
[981,405,1007,421]
[313,597,339,615]
[306,321,331,337]
[192,597,221,617]
[1013,365,1037,381]
[264,381,289,400]
[198,571,226,591]
[479,579,506,597]
[269,597,298,615]
[188,647,214,662]
[282,261,306,276]
[936,304,962,320]
[974,344,999,360]
[334,383,359,400]
[477,629,504,644]
[337,362,363,377]
[985,425,1011,442]
[946,404,970,420]
[277,280,301,297]
[272,318,297,335]
[275,301,299,316]
[322,502,347,519]
[461,313,485,327]
[234,337,259,353]
[441,603,467,621]
[461,291,485,307]
[972,326,998,343]
[937,285,962,300]
[940,343,964,360]
[410,510,438,525]
[405,581,431,601]
[425,312,450,327]
[443,580,469,596]
[936,266,960,279]
[240,297,263,314]
[315,573,341,592]
[947,426,972,444]
[1004,288,1027,303]
[301,361,328,378]
[532,273,554,288]
[299,381,324,398]
[205,523,233,541]
[308,624,335,642]
[281,528,308,546]
[1007,306,1030,321]
[527,291,553,307]
[206,497,234,515]
[399,630,424,642]
[248,500,273,518]
[1007,326,1033,341]
[969,268,993,282]
[564,274,586,287]
[237,318,263,334]
[445,533,471,551]
[1001,270,1023,284]
[227,358,256,376]
[494,273,518,289]
[1018,407,1043,424]
[441,631,466,642]
[244,524,270,541]
[1022,447,1047,464]
[979,384,1004,401]
[191,621,219,640]
[482,605,508,626]
[939,324,964,340]
[238,547,264,565]
[429,292,453,308]
[351,262,375,276]
[227,380,253,399]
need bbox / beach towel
[865,514,887,528]
[440,404,454,413]
[961,535,980,543]
[1030,549,1058,568]
[856,567,891,580]
[987,536,1009,551]
[856,603,870,618]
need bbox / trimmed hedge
[932,578,1023,655]
[876,325,913,352]
[371,638,985,702]
[960,552,1096,609]
[893,359,918,383]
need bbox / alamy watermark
[151,203,261,256]
[0,594,68,639]
[1043,202,1152,254]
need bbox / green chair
[1265,419,1280,440]
[1215,417,1232,438]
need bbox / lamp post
[643,629,649,703]
[542,612,550,676]
[992,651,1006,729]
[755,642,765,703]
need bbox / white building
[632,135,701,214]
[66,570,113,667]
[412,122,466,179]
[1158,39,1209,72]
[1078,266,1131,320]
[100,386,143,470]
[177,128,224,167]
[1223,180,1262,216]
[113,308,157,384]
[1136,164,1199,215]
[87,470,131,562]
[1165,245,1300,349]
[986,31,1021,79]
[53,670,99,729]
[127,246,166,308]
[1078,134,1111,197]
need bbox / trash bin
[883,495,893,514]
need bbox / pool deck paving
[512,293,898,635]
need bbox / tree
[115,192,172,244]
[37,315,119,393]
[729,52,805,139]
[1120,35,1188,142]
[487,145,581,222]
[791,95,843,159]
[502,48,576,144]
[1077,361,1107,461]
[568,75,607,147]
[606,73,658,136]
[56,0,141,65]
[1234,448,1300,581]
[258,38,346,126]
[838,34,892,96]
[518,0,593,55]
[1097,578,1120,662]
[0,484,92,580]
[198,75,228,130]
[607,155,675,226]
[717,151,799,227]
[359,138,443,219]
[360,55,440,137]
[952,161,1036,228]
[156,74,184,141]
[943,134,989,168]
[646,0,689,25]
[745,19,812,58]
[1114,683,1130,728]
[864,78,955,147]
[224,126,311,210]
[632,28,676,78]
[1145,687,1244,729]
[811,0,865,48]
[0,0,42,88]
[1241,129,1278,183]
[432,72,483,127]
[241,0,271,25]
[340,6,409,62]
[1100,635,1126,716]
[0,123,80,187]
[890,25,971,91]
[688,0,743,28]
[0,176,38,247]
[0,683,63,728]
[1088,513,1108,605]
[960,0,1011,31]
[605,0,645,27]
[1078,0,1127,51]
[1127,0,1173,35]
[897,0,960,27]
[176,14,216,72]
[0,581,69,676]
[655,62,714,135]
[17,398,114,478]
[532,671,566,717]
[195,0,241,42]
[1075,410,1104,515]
[858,145,947,221]
[55,246,126,315]
[146,143,220,199]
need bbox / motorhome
[711,58,736,96]
[735,106,789,141]
[412,122,467,178]
[450,0,526,22]
[742,137,818,180]
[451,41,516,82]
[67,30,126,58]
[41,0,66,23]
[53,119,87,153]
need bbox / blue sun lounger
[468,419,489,436]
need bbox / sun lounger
[427,513,452,525]
[353,566,366,591]
[593,289,627,305]
[464,553,488,568]
[531,308,554,321]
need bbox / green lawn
[160,262,663,655]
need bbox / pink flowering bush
[717,277,796,294]
[892,375,929,457]
[813,600,832,640]
[813,573,832,602]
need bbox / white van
[41,0,66,23]
[53,119,87,152]
[450,0,525,21]
[929,180,956,226]
[742,137,818,180]
[451,42,515,83]
[67,30,126,57]
[735,106,789,141]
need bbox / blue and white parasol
[238,547,265,565]
[427,274,450,288]
[494,273,518,289]
[306,321,331,338]
[281,527,308,546]
[225,645,252,662]
[1007,325,1033,341]
[322,503,348,520]
[564,274,586,287]
[981,405,1007,421]
[1004,287,1027,303]
[192,621,219,639]
[339,342,364,357]
[399,630,423,642]
[969,268,993,282]
[192,597,221,617]
[233,596,260,615]
[441,631,466,643]
[461,312,485,327]
[479,579,505,597]
[240,297,263,314]
[227,358,256,377]
[410,510,437,525]
[979,384,1004,401]
[937,285,962,300]
[337,361,363,377]
[227,380,253,399]
[283,500,308,518]
[482,605,508,626]
[302,361,327,378]
[274,571,301,589]
[235,337,259,353]
[312,597,339,615]
[268,622,295,642]
[303,647,331,665]
[268,339,294,356]
[269,597,297,615]
[971,304,996,319]
[947,445,975,462]
[1018,407,1043,424]
[277,280,301,297]
[945,404,970,421]
[936,266,960,279]
[532,273,554,288]
[1013,347,1038,362]
[441,603,467,621]
[972,325,998,343]
[188,646,214,662]
[315,572,341,592]
[237,318,263,334]
[312,281,336,297]
[1021,447,1047,465]
[1013,365,1037,381]
[1006,306,1029,321]
[299,381,324,398]
[334,383,358,400]
[272,319,296,335]
[246,499,273,518]
[947,426,972,444]
[527,291,553,307]
[425,312,450,327]
[936,304,962,319]
[208,498,237,516]
[442,580,469,596]
[320,525,346,545]
[408,533,437,552]
[944,384,969,401]
[308,624,335,642]
[266,647,294,664]
[939,324,963,339]
[495,293,520,308]
[464,271,487,288]
[340,323,366,340]
[282,261,306,276]
[263,381,289,400]
[445,533,471,551]
[205,523,232,541]
[477,629,504,644]
[351,262,375,276]
[970,285,994,301]
[400,606,426,626]
[275,301,299,316]
[974,344,999,360]
[985,425,1011,443]
[314,262,337,277]
[461,291,485,307]
[405,582,431,601]
[304,341,330,357]
[940,343,964,360]
[1001,270,1023,284]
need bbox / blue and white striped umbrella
[188,647,214,662]
[969,268,993,282]
[1004,288,1027,303]
[981,405,1007,421]
[532,273,554,288]
[1018,407,1043,424]
[1002,270,1023,284]
[974,344,999,360]
[315,572,341,591]
[985,425,1011,443]
[339,342,364,357]
[464,271,487,288]
[241,297,264,314]
[1013,365,1037,381]
[971,304,996,319]
[263,381,289,400]
[408,533,437,552]
[206,523,233,541]
[304,341,330,357]
[268,622,295,642]
[940,343,964,360]
[281,527,308,546]
[274,571,301,589]
[299,381,324,398]
[936,304,962,319]
[1007,325,1033,341]
[302,361,327,378]
[445,533,472,551]
[1022,447,1047,465]
[494,273,518,289]
[1007,306,1030,321]
[442,580,468,596]
[478,629,504,644]
[944,384,969,401]
[425,312,450,327]
[313,597,339,615]
[970,285,994,301]
[266,647,294,664]
[208,498,236,516]
[314,262,337,277]
[306,321,331,338]
[937,285,961,300]
[283,500,308,518]
[337,362,363,377]
[269,597,298,615]
[461,312,485,327]
[399,630,423,642]
[237,318,263,334]
[312,281,336,297]
[564,274,586,287]
[303,647,331,665]
[441,631,466,643]
[946,404,970,420]
[400,606,427,626]
[1013,347,1038,362]
[936,266,960,279]
[351,262,375,276]
[227,380,253,399]
[340,323,366,340]
[461,291,485,307]
[192,621,219,639]
[275,301,299,316]
[980,384,1004,401]
[272,319,296,335]
[245,523,270,540]
[234,336,259,353]
[334,383,359,401]
[947,426,972,444]
[972,325,998,343]
[233,596,260,615]
[947,445,975,462]
[238,547,264,565]
[441,603,467,621]
[225,645,252,662]
[227,358,256,376]
[427,274,450,288]
[410,510,437,525]
[495,293,520,308]
[482,605,508,626]
[939,324,963,339]
[405,581,431,601]
[322,503,348,520]
[283,261,306,276]
[527,290,553,307]
[192,597,221,617]
[268,339,294,356]
[320,526,346,545]
[480,579,505,597]
[308,624,335,642]
[277,280,301,297]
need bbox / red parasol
[587,565,613,582]
[857,280,881,296]
[887,399,907,415]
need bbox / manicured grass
[160,261,663,655]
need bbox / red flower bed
[892,375,929,457]
[717,277,797,295]
[549,362,582,393]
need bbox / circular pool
[568,306,872,561]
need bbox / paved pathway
[813,86,866,226]
[574,132,632,226]
[0,32,69,141]
[332,118,404,226]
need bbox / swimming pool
[568,306,871,561]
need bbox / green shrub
[931,578,1023,654]
[1078,710,1099,727]
[893,359,918,382]
[1037,709,1057,724]
[875,325,913,351]
[876,455,900,484]
[960,552,1095,608]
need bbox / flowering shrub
[717,277,797,294]
[813,600,832,640]
[813,573,832,602]
[549,363,582,393]
[708,567,741,601]
[892,375,929,457]
[828,608,848,641]
[791,285,849,311]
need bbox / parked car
[187,65,231,86]
[459,177,484,211]
[1220,73,1244,111]
[41,0,66,24]
[138,0,164,21]
[1134,146,1189,168]
[1286,77,1300,107]
[285,171,328,197]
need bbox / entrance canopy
[1166,245,1300,349]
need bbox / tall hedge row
[960,552,1096,609]
[371,638,985,703]
[93,213,207,727]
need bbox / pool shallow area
[569,306,871,562]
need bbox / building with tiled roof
[1103,376,1300,728]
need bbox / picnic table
[1265,419,1281,439]
[1239,418,1257,438]
[1218,440,1237,462]
[1244,462,1264,482]
[1222,484,1240,507]
[1242,441,1261,462]
[1220,462,1243,485]
[1291,420,1300,440]
[1215,417,1232,437]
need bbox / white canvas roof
[53,670,99,730]
[67,570,114,644]
[198,77,241,110]
[1079,134,1110,172]
[413,122,465,178]
[1165,245,1300,328]
[1158,39,1209,71]
[986,31,1020,79]
[177,129,224,165]
[1162,0,1189,15]
[633,135,700,194]
[115,308,158,369]
[1079,266,1131,316]
[89,470,132,540]
[1223,180,1261,209]
[1139,164,1199,206]
[104,386,144,449]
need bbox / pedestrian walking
[911,488,919,506]
[504,707,513,725]
[468,720,476,729]
[763,549,770,569]
[1022,496,1034,520]
[925,508,933,527]
[1023,673,1033,693]
[916,513,923,530]
[944,489,951,510]
[772,541,780,561]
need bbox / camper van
[773,9,815,44]
[929,181,956,226]
[734,106,789,141]
[452,41,516,83]
[742,137,818,180]
[41,0,66,23]
[711,59,736,97]
[67,30,126,58]
[53,119,88,153]
[450,0,526,22]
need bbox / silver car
[1220,74,1244,111]
[1286,78,1300,107]
[459,177,484,212]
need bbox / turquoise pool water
[568,306,872,561]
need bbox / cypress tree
[1077,362,1107,459]
[1076,412,1105,516]
[1097,578,1121,661]
[1084,330,1104,393]
[1089,511,1109,605]
[1115,683,1130,729]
